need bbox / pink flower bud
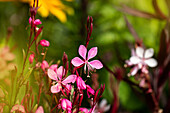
[61,99,72,112]
[77,76,86,90]
[34,19,42,25]
[29,54,34,64]
[41,60,49,71]
[29,17,32,24]
[40,39,50,47]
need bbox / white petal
[130,66,139,76]
[99,99,107,108]
[144,58,158,67]
[103,105,111,112]
[136,47,144,58]
[144,48,154,58]
[130,56,141,64]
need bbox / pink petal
[35,106,44,113]
[29,54,34,64]
[129,56,141,64]
[79,108,89,113]
[71,57,84,67]
[77,76,86,90]
[144,48,154,58]
[144,58,158,67]
[136,47,144,58]
[40,39,50,47]
[61,99,72,111]
[130,66,139,76]
[57,66,65,80]
[34,19,42,25]
[29,17,32,24]
[89,60,103,69]
[62,75,77,85]
[78,45,87,60]
[41,60,49,70]
[86,85,95,98]
[87,47,97,60]
[51,83,61,93]
[47,69,58,81]
[49,64,58,71]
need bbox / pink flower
[29,17,42,26]
[40,39,50,47]
[79,108,89,113]
[48,66,77,93]
[35,106,44,113]
[29,54,34,64]
[41,60,49,71]
[86,85,95,98]
[71,45,103,72]
[77,76,86,90]
[61,99,72,113]
[126,47,158,76]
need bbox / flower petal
[144,58,158,67]
[103,105,111,112]
[71,57,84,67]
[89,60,103,69]
[129,56,141,64]
[62,75,77,85]
[87,47,97,60]
[51,83,61,93]
[144,48,154,58]
[35,106,44,113]
[99,99,107,108]
[48,69,58,81]
[130,66,139,76]
[78,45,87,60]
[57,66,65,80]
[136,47,144,58]
[77,76,86,90]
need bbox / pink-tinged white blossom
[77,76,86,90]
[29,54,34,64]
[29,17,42,26]
[61,99,72,113]
[71,45,103,73]
[86,85,95,98]
[40,39,50,47]
[48,66,77,93]
[41,60,49,71]
[35,106,44,113]
[126,47,158,76]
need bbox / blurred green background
[0,0,168,112]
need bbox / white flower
[126,47,158,76]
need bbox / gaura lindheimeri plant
[1,0,106,112]
[125,46,158,76]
